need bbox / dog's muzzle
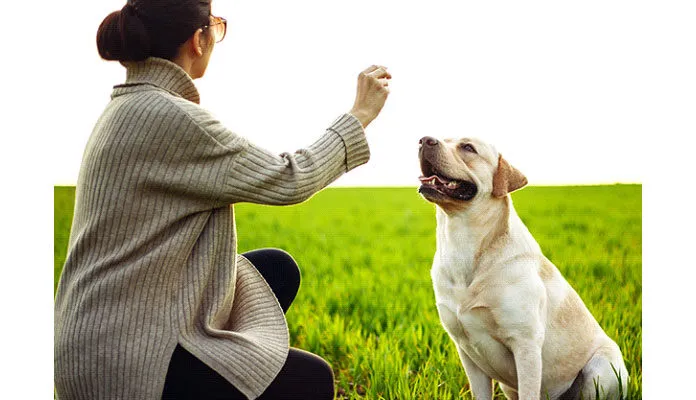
[418,138,477,201]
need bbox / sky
[2,1,695,398]
[29,0,673,186]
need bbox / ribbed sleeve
[54,57,371,400]
[136,93,369,207]
[221,112,369,205]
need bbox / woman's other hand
[350,65,391,129]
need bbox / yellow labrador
[418,136,628,400]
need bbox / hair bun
[121,3,137,16]
[96,0,211,62]
[96,3,152,61]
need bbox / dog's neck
[436,196,510,253]
[434,195,538,284]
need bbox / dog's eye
[460,143,477,154]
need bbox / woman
[53,0,390,399]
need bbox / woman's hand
[350,65,391,129]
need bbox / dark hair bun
[97,4,152,62]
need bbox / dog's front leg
[457,346,493,400]
[510,341,543,400]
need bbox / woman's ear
[179,30,204,58]
[191,29,204,56]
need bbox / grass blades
[54,185,642,399]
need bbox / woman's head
[97,0,225,77]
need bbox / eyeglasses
[203,15,227,43]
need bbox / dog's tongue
[419,175,438,183]
[420,175,450,184]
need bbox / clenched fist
[350,65,391,129]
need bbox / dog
[418,136,628,400]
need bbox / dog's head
[418,136,527,212]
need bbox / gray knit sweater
[54,57,370,400]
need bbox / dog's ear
[492,154,527,198]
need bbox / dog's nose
[419,136,439,147]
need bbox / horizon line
[53,182,642,188]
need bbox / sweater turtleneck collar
[112,57,201,104]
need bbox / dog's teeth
[446,181,460,189]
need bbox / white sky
[29,0,682,186]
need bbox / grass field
[54,184,642,399]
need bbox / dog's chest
[431,257,516,385]
[431,262,491,346]
[431,251,478,302]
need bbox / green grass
[54,184,642,399]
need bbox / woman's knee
[259,348,334,399]
[299,350,334,391]
[242,248,301,312]
[268,248,301,286]
[313,361,335,399]
[243,248,300,282]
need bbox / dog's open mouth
[418,159,477,201]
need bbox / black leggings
[161,249,335,400]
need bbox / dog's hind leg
[579,340,629,400]
[499,383,518,400]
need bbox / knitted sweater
[54,57,370,400]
